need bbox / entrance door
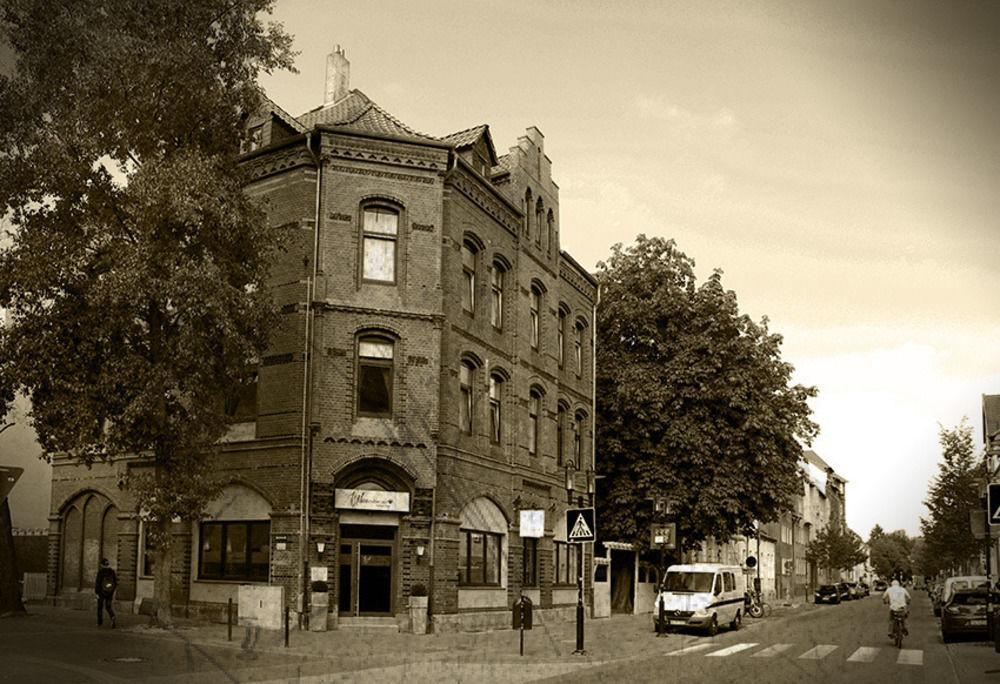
[338,524,396,616]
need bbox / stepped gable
[297,89,439,144]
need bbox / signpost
[988,485,1000,650]
[650,523,676,549]
[566,507,595,655]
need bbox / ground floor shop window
[198,521,269,581]
[458,529,502,586]
[554,541,579,585]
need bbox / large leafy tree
[595,235,818,550]
[805,525,867,576]
[0,0,294,623]
[920,420,984,577]
[868,527,914,581]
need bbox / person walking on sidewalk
[95,558,117,628]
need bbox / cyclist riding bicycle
[882,579,911,638]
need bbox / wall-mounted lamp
[416,544,425,557]
[316,540,327,555]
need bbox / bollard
[227,598,233,642]
[657,594,666,637]
[284,605,290,648]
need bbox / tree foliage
[805,524,867,574]
[0,0,295,622]
[595,235,818,550]
[868,527,914,581]
[920,420,984,577]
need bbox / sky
[3,1,998,537]
[254,0,1000,538]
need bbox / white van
[653,563,746,635]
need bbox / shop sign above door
[335,488,410,513]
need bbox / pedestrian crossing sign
[566,507,596,543]
[989,483,1000,525]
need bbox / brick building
[45,47,598,631]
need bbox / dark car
[815,584,841,604]
[873,579,887,592]
[941,588,995,642]
[836,582,851,601]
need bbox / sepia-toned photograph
[1,1,998,682]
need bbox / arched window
[489,373,503,444]
[459,359,476,434]
[529,286,541,349]
[574,319,586,377]
[528,388,542,455]
[357,334,394,417]
[524,188,533,240]
[556,401,569,467]
[547,209,555,258]
[461,240,478,314]
[362,205,399,283]
[458,497,508,587]
[490,261,504,329]
[573,410,586,466]
[60,492,118,592]
[534,198,544,247]
[557,306,568,368]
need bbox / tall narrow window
[557,403,565,466]
[490,264,503,329]
[573,412,584,466]
[523,537,538,587]
[530,287,540,349]
[459,361,474,434]
[524,188,533,240]
[574,322,584,377]
[461,242,476,314]
[357,336,394,417]
[528,390,540,455]
[489,374,502,444]
[547,210,554,258]
[362,207,399,283]
[535,198,543,247]
[557,309,566,368]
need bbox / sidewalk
[16,601,817,681]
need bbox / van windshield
[663,571,715,593]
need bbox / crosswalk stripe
[897,649,923,666]
[665,642,713,656]
[751,643,795,658]
[846,647,880,663]
[798,644,838,660]
[706,643,759,657]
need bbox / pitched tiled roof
[262,94,305,133]
[440,124,488,148]
[297,90,438,143]
[491,153,512,176]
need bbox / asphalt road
[544,593,1000,684]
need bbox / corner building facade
[45,51,597,632]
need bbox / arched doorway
[60,492,118,593]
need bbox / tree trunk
[151,518,173,627]
[0,498,27,617]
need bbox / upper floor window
[459,360,475,435]
[547,210,555,258]
[534,198,543,247]
[461,241,477,314]
[243,124,263,153]
[357,336,394,417]
[489,374,503,444]
[574,321,585,377]
[557,308,566,368]
[524,188,533,240]
[557,403,566,466]
[573,411,585,465]
[528,389,541,455]
[362,207,399,283]
[529,287,541,349]
[490,263,504,329]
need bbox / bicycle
[890,608,907,649]
[745,590,772,618]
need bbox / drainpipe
[589,284,599,616]
[299,131,322,624]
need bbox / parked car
[941,588,995,642]
[858,582,871,597]
[936,575,988,618]
[815,584,841,604]
[873,579,887,592]
[653,564,746,636]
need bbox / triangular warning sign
[993,505,1000,524]
[569,513,593,540]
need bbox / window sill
[194,578,270,585]
[361,279,397,287]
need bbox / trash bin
[512,595,533,630]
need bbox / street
[545,593,1000,684]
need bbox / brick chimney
[325,45,350,105]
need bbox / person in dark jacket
[95,558,117,628]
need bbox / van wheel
[730,611,741,631]
[707,615,718,637]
